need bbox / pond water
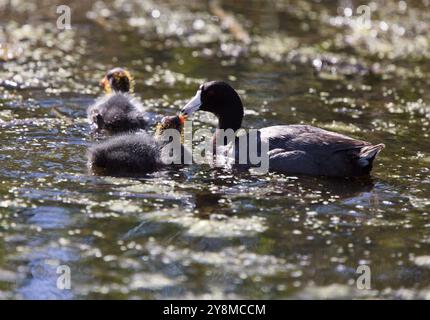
[0,0,429,299]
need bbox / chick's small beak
[178,115,187,125]
[99,76,108,89]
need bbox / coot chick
[87,67,148,134]
[180,81,384,177]
[88,115,187,176]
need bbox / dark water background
[0,0,430,299]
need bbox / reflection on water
[1,0,430,299]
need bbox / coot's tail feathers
[357,143,385,167]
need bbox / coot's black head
[180,81,244,131]
[100,67,134,94]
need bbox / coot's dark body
[181,81,384,177]
[258,125,384,177]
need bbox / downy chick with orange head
[88,115,188,176]
[87,67,148,134]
